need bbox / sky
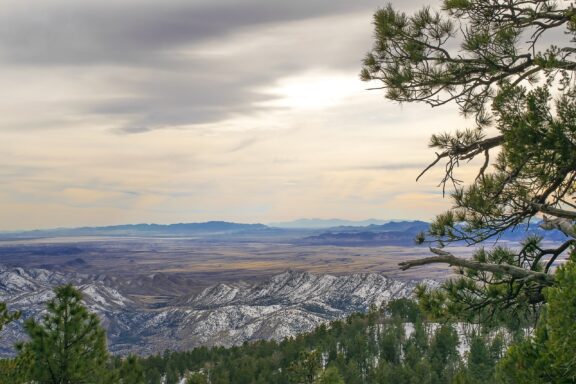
[0,0,478,230]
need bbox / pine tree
[17,284,112,384]
[119,355,145,384]
[165,365,179,384]
[361,0,576,324]
[187,372,208,384]
[144,368,161,384]
[0,302,19,333]
[288,350,321,384]
[427,324,460,383]
[361,1,576,379]
[497,251,576,383]
[465,332,496,383]
[313,366,344,384]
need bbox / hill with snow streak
[0,266,432,356]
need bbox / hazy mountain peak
[269,218,391,229]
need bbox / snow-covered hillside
[0,266,430,356]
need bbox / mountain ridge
[269,218,390,228]
[0,221,271,238]
[0,266,429,356]
[302,220,567,246]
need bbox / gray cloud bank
[0,0,393,133]
[1,1,381,65]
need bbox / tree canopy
[362,0,576,324]
[0,303,19,333]
[112,301,504,384]
[17,284,111,384]
[497,254,576,382]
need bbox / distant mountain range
[302,220,567,246]
[300,221,430,246]
[0,219,567,245]
[325,220,430,233]
[0,221,271,238]
[269,218,390,228]
[0,266,427,356]
[0,219,400,240]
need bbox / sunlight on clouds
[260,73,361,110]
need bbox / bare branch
[476,148,490,182]
[543,239,576,273]
[539,216,576,238]
[398,247,555,285]
[416,135,504,181]
[532,203,576,220]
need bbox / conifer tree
[497,251,576,383]
[0,350,31,384]
[465,332,496,383]
[144,368,161,384]
[288,350,322,384]
[187,372,208,384]
[362,0,576,324]
[17,284,111,384]
[313,366,344,384]
[118,355,145,384]
[0,302,19,333]
[165,365,179,384]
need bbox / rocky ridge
[0,266,430,356]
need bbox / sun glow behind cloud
[261,73,361,110]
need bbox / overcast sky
[0,0,479,230]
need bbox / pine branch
[532,203,576,220]
[539,216,576,238]
[398,247,554,285]
[416,135,504,182]
[543,239,576,273]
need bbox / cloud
[94,71,275,133]
[0,1,383,66]
[60,187,133,206]
[0,1,397,133]
[227,137,259,153]
[352,162,429,171]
